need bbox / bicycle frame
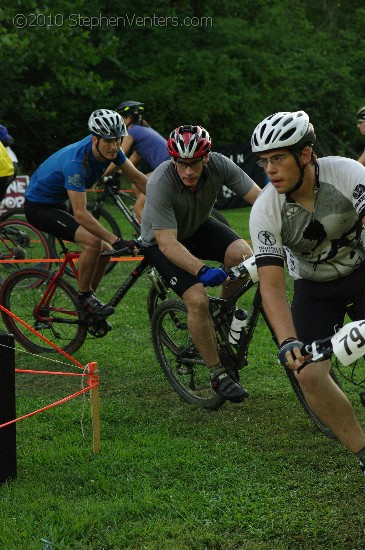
[209,277,277,372]
[33,248,80,324]
[89,180,140,234]
[33,239,150,326]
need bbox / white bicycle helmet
[251,111,315,153]
[88,109,127,139]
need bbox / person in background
[24,109,147,319]
[356,106,365,166]
[0,140,15,203]
[141,124,261,403]
[249,110,365,479]
[0,125,18,179]
[116,101,169,223]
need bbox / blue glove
[197,265,227,287]
[277,338,304,367]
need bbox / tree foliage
[1,0,364,171]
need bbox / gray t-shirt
[141,152,255,246]
[249,156,365,280]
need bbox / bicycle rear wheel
[0,219,51,285]
[0,268,87,354]
[285,366,340,438]
[152,299,225,410]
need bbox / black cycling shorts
[143,217,241,297]
[292,260,365,344]
[24,199,79,242]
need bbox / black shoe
[210,369,249,403]
[78,294,114,318]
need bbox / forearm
[158,237,203,276]
[261,291,297,345]
[74,210,117,244]
[258,266,297,344]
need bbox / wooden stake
[88,362,100,453]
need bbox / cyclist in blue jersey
[116,101,169,223]
[24,109,147,318]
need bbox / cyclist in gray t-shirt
[141,125,261,403]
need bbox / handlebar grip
[301,344,312,355]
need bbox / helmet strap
[286,149,310,195]
[94,137,112,162]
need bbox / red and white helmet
[167,125,211,158]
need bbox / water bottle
[228,309,248,345]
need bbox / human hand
[113,238,137,256]
[277,338,304,370]
[197,265,228,287]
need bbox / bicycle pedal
[87,318,112,337]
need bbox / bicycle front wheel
[0,268,87,354]
[146,283,172,320]
[152,299,225,410]
[0,219,51,284]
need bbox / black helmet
[116,101,144,123]
[356,106,365,121]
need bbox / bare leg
[221,239,253,300]
[296,360,365,453]
[74,226,112,292]
[182,284,220,367]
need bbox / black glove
[277,338,304,367]
[113,237,136,255]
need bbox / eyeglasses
[174,159,204,171]
[256,153,291,168]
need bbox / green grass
[0,205,365,549]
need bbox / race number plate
[331,320,365,366]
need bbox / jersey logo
[285,204,300,219]
[258,231,276,246]
[170,276,177,286]
[353,184,365,200]
[68,173,83,188]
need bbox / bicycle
[0,238,170,355]
[0,217,51,285]
[150,256,365,438]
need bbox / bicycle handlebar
[226,255,259,284]
[297,319,365,372]
[100,237,142,257]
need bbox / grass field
[0,204,365,549]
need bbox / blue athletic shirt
[127,125,169,171]
[25,135,127,204]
